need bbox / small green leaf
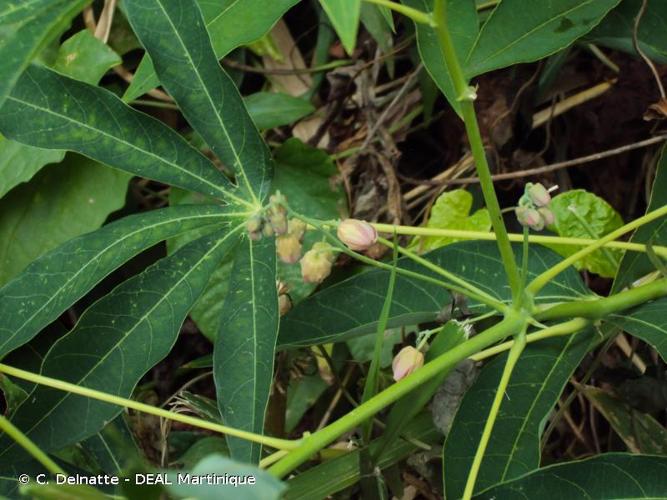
[546,189,624,277]
[0,204,231,360]
[0,136,63,198]
[214,235,278,464]
[464,0,622,77]
[581,385,667,454]
[0,227,242,460]
[244,92,315,130]
[123,0,300,102]
[273,138,346,220]
[475,454,667,499]
[588,0,667,64]
[53,30,121,85]
[444,331,595,498]
[124,0,274,203]
[410,189,491,252]
[0,65,239,202]
[0,155,129,286]
[402,0,478,116]
[0,0,89,107]
[319,0,362,55]
[165,454,286,500]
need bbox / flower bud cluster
[515,183,556,231]
[246,192,290,241]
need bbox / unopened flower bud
[269,212,288,235]
[267,192,289,235]
[337,219,378,251]
[288,218,307,241]
[278,294,292,316]
[246,216,263,240]
[526,183,551,207]
[277,234,303,264]
[392,346,424,381]
[300,242,335,284]
[538,206,555,226]
[516,206,544,231]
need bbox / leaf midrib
[153,0,260,205]
[0,210,239,351]
[5,94,250,208]
[0,225,243,459]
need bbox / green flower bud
[300,242,335,284]
[337,219,378,251]
[526,182,551,207]
[392,346,424,381]
[277,234,303,264]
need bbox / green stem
[0,414,64,475]
[518,226,530,308]
[376,236,509,313]
[432,0,521,303]
[295,213,507,312]
[0,364,300,452]
[269,311,528,478]
[370,223,667,258]
[362,0,435,26]
[361,236,399,442]
[462,325,527,500]
[535,277,667,321]
[528,205,667,294]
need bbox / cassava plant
[1,0,667,499]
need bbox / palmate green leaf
[614,144,667,292]
[0,226,242,461]
[443,330,595,498]
[0,204,233,360]
[279,241,590,347]
[606,296,667,361]
[0,0,89,107]
[475,454,667,499]
[401,0,479,117]
[122,0,300,103]
[588,0,667,64]
[319,0,362,55]
[214,235,278,464]
[0,155,130,286]
[165,454,286,500]
[0,65,241,203]
[124,0,273,203]
[464,0,621,76]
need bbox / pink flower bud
[300,242,335,284]
[515,206,544,231]
[526,183,551,207]
[392,346,424,381]
[277,234,303,264]
[337,219,378,251]
[538,207,555,226]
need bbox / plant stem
[361,236,399,442]
[462,325,527,500]
[528,205,667,294]
[362,0,435,26]
[370,223,667,258]
[268,311,528,478]
[535,277,667,321]
[518,226,530,308]
[376,236,509,313]
[295,213,507,312]
[432,0,521,303]
[0,364,300,452]
[0,414,64,475]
